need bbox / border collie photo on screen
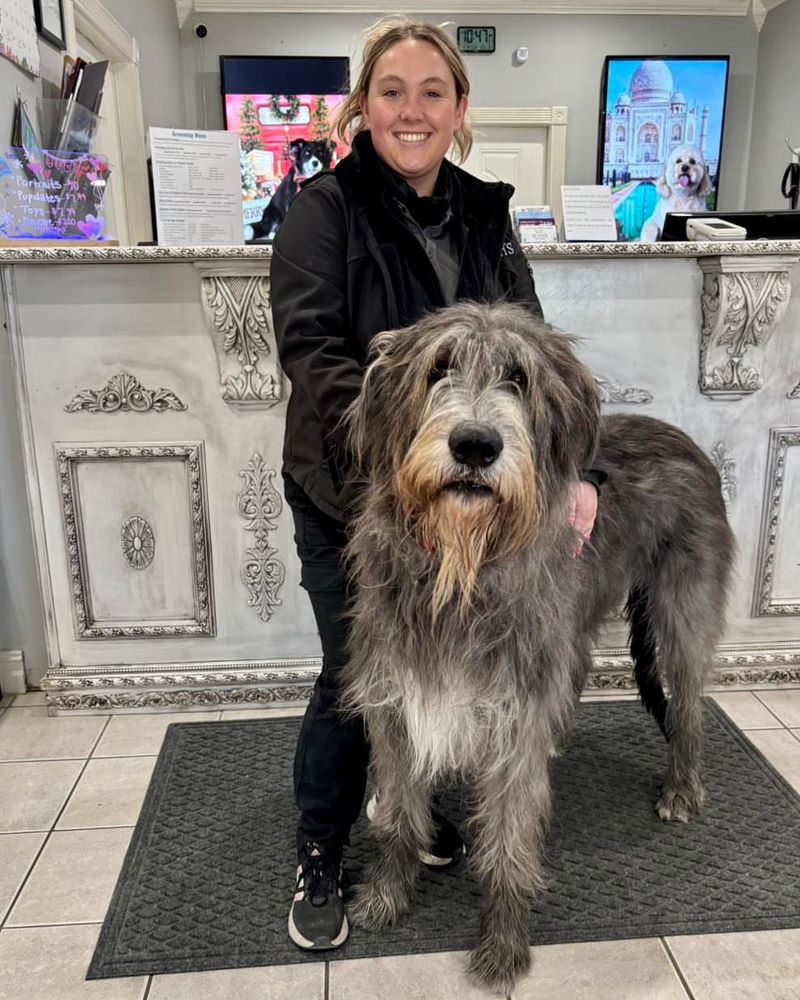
[251,138,335,241]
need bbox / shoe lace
[299,844,339,908]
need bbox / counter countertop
[1,240,800,264]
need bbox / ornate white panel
[55,443,215,638]
[753,428,800,617]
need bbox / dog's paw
[467,934,531,997]
[655,782,706,823]
[347,879,409,931]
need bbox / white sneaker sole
[365,793,464,866]
[288,908,349,950]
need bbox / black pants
[283,476,370,858]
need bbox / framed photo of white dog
[596,55,730,241]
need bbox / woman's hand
[568,481,598,558]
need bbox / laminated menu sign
[150,127,243,246]
[0,147,112,241]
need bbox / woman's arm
[271,180,362,448]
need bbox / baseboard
[0,650,26,695]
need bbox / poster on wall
[0,0,41,76]
[220,55,349,241]
[596,56,730,241]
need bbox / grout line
[660,938,697,1000]
[324,960,330,1000]
[752,691,795,729]
[142,974,154,1000]
[0,718,112,932]
[2,919,103,929]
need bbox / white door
[77,36,129,243]
[461,125,550,207]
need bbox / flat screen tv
[596,56,730,242]
[220,55,350,241]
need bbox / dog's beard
[395,432,539,619]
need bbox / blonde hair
[334,17,473,163]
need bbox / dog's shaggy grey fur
[341,301,734,995]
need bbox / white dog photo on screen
[640,143,712,242]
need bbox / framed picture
[220,55,349,242]
[596,56,730,241]
[33,0,66,51]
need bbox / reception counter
[2,239,799,712]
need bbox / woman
[271,17,599,950]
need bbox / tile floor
[2,687,800,1000]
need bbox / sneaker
[288,842,349,950]
[366,793,465,867]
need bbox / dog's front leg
[349,711,431,930]
[467,738,552,996]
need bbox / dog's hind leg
[348,711,431,930]
[647,531,731,822]
[466,728,552,996]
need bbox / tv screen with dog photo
[596,56,730,242]
[221,56,350,242]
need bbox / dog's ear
[656,175,672,199]
[290,139,304,153]
[697,170,712,196]
[345,329,401,474]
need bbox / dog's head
[289,138,336,178]
[348,302,600,614]
[656,143,711,199]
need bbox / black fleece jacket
[271,131,543,522]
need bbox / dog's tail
[626,585,669,740]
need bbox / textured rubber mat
[88,700,800,979]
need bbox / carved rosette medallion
[237,453,286,622]
[710,442,736,516]
[697,258,794,400]
[595,375,653,404]
[65,372,186,413]
[195,263,281,408]
[753,428,800,617]
[121,515,155,569]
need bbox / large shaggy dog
[341,301,734,995]
[640,143,712,242]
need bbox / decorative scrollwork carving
[237,453,285,622]
[698,261,793,400]
[121,516,155,569]
[196,265,281,408]
[65,372,187,413]
[594,375,653,404]
[710,442,736,516]
[788,381,800,400]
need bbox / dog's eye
[504,366,527,390]
[428,359,451,385]
[689,158,696,165]
[676,158,683,164]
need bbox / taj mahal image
[602,60,717,183]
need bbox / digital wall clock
[457,26,496,54]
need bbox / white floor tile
[740,729,800,795]
[330,950,498,999]
[0,760,84,832]
[755,689,800,728]
[711,692,784,730]
[0,832,46,922]
[11,691,48,707]
[92,712,220,757]
[0,924,147,1000]
[149,962,324,999]
[0,710,106,761]
[56,756,157,830]
[515,938,689,999]
[6,827,132,926]
[666,928,800,1000]
[219,706,306,721]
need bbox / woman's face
[359,38,468,197]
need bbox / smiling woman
[268,14,599,958]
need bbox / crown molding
[74,0,138,63]
[176,0,754,22]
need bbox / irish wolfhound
[342,301,733,995]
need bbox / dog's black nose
[449,424,503,468]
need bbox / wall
[178,10,759,211]
[746,0,800,210]
[101,0,187,130]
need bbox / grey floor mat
[88,700,800,979]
